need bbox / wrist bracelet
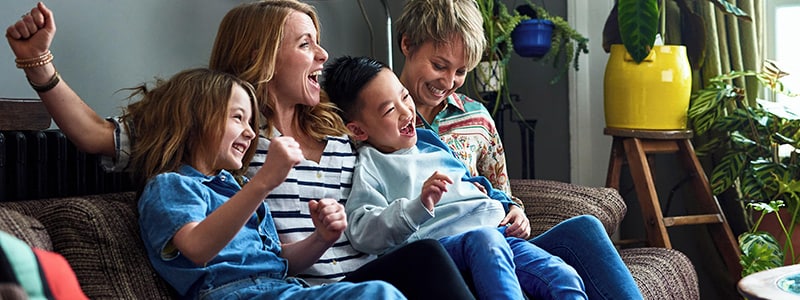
[27,70,61,93]
[16,50,54,69]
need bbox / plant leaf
[675,0,706,69]
[740,231,784,277]
[710,0,753,22]
[617,0,659,63]
[601,2,620,53]
[711,151,745,195]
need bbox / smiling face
[399,36,468,110]
[211,85,257,173]
[347,69,417,153]
[268,11,329,108]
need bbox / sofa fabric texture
[511,179,700,300]
[0,192,174,299]
[0,180,699,299]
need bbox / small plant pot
[511,19,554,58]
[474,60,504,93]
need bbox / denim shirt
[138,165,286,298]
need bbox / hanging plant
[515,1,589,84]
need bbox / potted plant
[687,69,799,277]
[601,0,751,130]
[513,1,589,85]
[472,0,526,117]
[472,0,588,122]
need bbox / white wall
[1,0,612,185]
[0,0,380,122]
[569,0,614,186]
[1,1,237,120]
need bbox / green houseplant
[602,0,751,66]
[513,1,589,85]
[601,0,751,130]
[472,0,588,117]
[687,69,799,277]
[472,0,526,116]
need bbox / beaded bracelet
[27,70,61,93]
[15,50,54,69]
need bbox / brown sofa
[0,179,699,299]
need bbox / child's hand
[471,182,488,194]
[499,205,531,239]
[308,198,347,244]
[256,136,303,189]
[421,171,453,211]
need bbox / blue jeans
[530,215,644,300]
[198,275,404,300]
[439,226,587,300]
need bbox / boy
[323,56,587,300]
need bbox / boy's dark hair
[322,56,389,122]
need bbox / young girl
[128,68,403,299]
[323,56,587,300]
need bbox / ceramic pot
[603,45,692,129]
[474,60,504,93]
[511,19,554,58]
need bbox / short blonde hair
[209,0,348,140]
[395,0,485,70]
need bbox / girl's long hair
[122,68,258,184]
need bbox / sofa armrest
[0,192,175,299]
[510,179,626,236]
[0,207,52,251]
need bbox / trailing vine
[522,1,589,84]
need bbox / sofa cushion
[621,247,700,299]
[511,179,627,236]
[0,206,52,251]
[1,192,175,299]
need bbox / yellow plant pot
[604,45,692,130]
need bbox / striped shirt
[102,120,375,286]
[247,130,375,285]
[415,93,522,206]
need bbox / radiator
[0,129,135,201]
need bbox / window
[767,0,800,103]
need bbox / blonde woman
[395,0,643,298]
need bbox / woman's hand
[6,2,55,59]
[499,205,531,239]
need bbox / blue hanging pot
[511,19,554,58]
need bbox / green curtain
[675,1,766,298]
[699,0,765,105]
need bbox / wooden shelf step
[663,214,723,227]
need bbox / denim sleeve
[138,173,209,261]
